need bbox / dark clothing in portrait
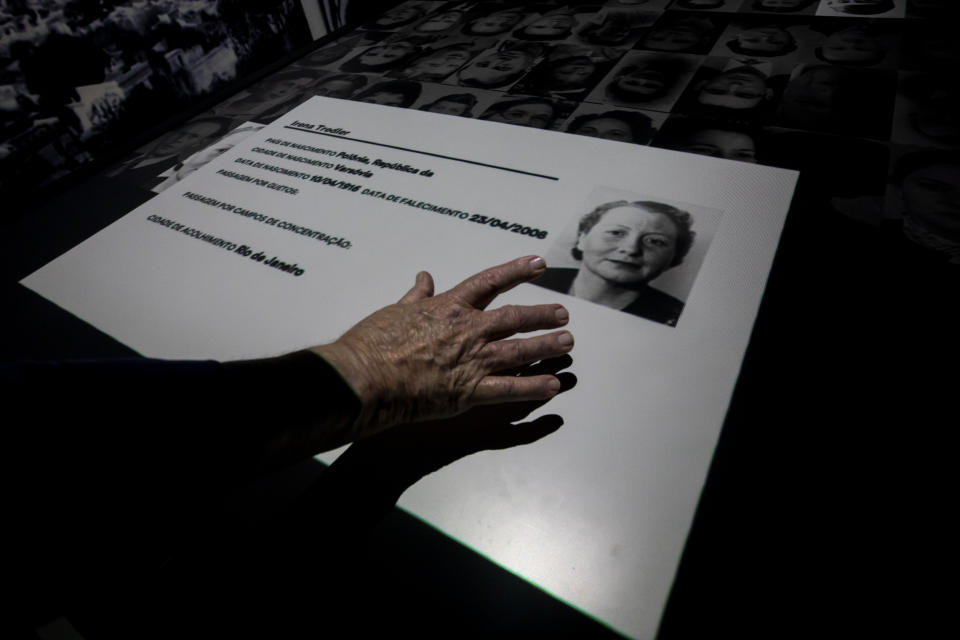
[533,267,684,326]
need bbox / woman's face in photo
[551,59,596,86]
[820,28,883,63]
[590,20,632,43]
[616,68,667,96]
[521,14,575,38]
[678,128,757,162]
[575,117,636,142]
[467,11,524,35]
[359,42,415,67]
[643,25,705,51]
[375,6,423,28]
[784,67,843,107]
[262,76,315,102]
[315,78,357,97]
[577,206,679,284]
[735,26,795,54]
[359,91,407,106]
[304,44,352,67]
[459,51,532,85]
[416,11,464,32]
[407,50,472,77]
[697,70,769,109]
[426,99,470,116]
[487,102,555,128]
[901,162,960,235]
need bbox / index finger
[447,256,547,309]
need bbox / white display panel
[23,96,797,639]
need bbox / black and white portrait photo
[815,0,906,18]
[890,72,960,148]
[416,91,479,117]
[674,58,786,122]
[804,20,901,69]
[573,4,657,47]
[653,115,763,163]
[407,4,473,36]
[458,4,533,37]
[387,41,487,82]
[564,104,663,144]
[477,95,574,129]
[358,1,444,32]
[508,46,621,101]
[884,148,960,263]
[710,18,806,61]
[534,187,722,326]
[635,12,727,54]
[311,73,371,99]
[293,32,383,71]
[450,41,545,90]
[411,82,502,117]
[509,7,587,43]
[352,79,424,108]
[339,38,426,73]
[586,51,700,112]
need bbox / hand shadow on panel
[95,357,606,639]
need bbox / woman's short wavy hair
[354,80,423,107]
[566,109,655,144]
[606,59,686,102]
[573,200,696,266]
[457,54,535,89]
[478,96,557,123]
[726,30,798,57]
[316,73,368,96]
[419,93,478,116]
[340,41,422,72]
[512,12,576,41]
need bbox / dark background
[3,1,954,638]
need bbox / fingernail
[528,256,545,271]
[547,377,561,392]
[555,307,569,323]
[557,331,573,347]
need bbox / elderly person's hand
[312,256,573,434]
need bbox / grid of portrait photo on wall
[131,0,958,265]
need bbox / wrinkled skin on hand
[312,256,573,436]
